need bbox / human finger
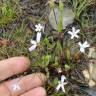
[0,56,30,81]
[0,73,47,96]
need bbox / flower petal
[68,31,73,35]
[36,32,41,43]
[70,35,74,39]
[30,40,37,45]
[38,23,41,27]
[35,25,39,31]
[61,85,65,93]
[83,41,90,47]
[78,42,82,47]
[35,28,38,32]
[83,41,88,45]
[75,34,79,38]
[56,84,61,92]
[35,24,38,28]
[72,27,75,33]
[61,75,66,83]
[75,29,80,34]
[63,82,68,85]
[29,45,37,52]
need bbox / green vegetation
[0,0,95,95]
[58,0,64,33]
[70,0,93,19]
[0,0,21,27]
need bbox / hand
[0,57,47,96]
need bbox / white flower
[35,24,43,32]
[68,27,80,39]
[78,41,90,53]
[29,32,41,52]
[56,75,67,93]
[11,83,21,91]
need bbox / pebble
[88,47,96,59]
[82,59,96,87]
[48,7,75,30]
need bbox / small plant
[0,0,20,27]
[69,0,93,19]
[58,0,64,33]
[28,24,90,93]
[49,0,64,33]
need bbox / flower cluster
[68,27,90,53]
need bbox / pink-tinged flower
[29,32,41,52]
